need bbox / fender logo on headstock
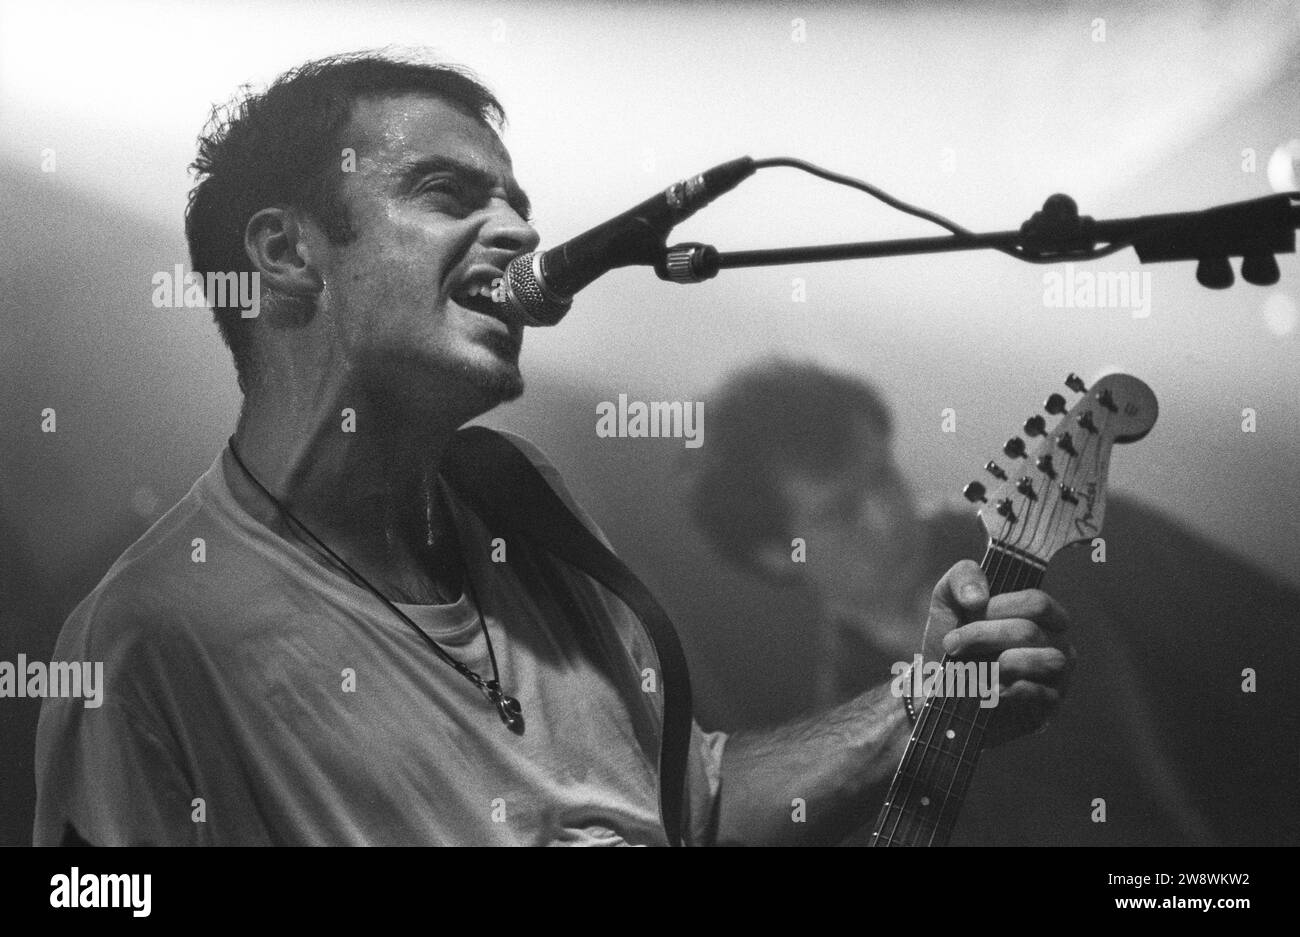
[1073,481,1100,537]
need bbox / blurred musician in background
[686,358,1299,845]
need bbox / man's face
[780,417,923,614]
[314,93,539,412]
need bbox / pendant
[483,680,525,735]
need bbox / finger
[931,559,989,620]
[996,679,1062,716]
[943,617,1052,658]
[985,589,1070,633]
[988,681,1061,743]
[995,645,1073,689]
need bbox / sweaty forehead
[345,93,512,175]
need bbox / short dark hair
[688,358,893,572]
[184,50,505,393]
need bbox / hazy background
[2,0,1298,845]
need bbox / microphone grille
[500,253,571,327]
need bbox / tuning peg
[1044,393,1067,415]
[1016,477,1036,499]
[1196,256,1233,289]
[1241,253,1280,286]
[1098,388,1118,413]
[1003,437,1027,459]
[1078,410,1097,433]
[985,460,1007,481]
[1065,373,1088,394]
[1057,432,1077,456]
[996,498,1017,522]
[963,481,988,503]
[1035,454,1056,478]
[1023,415,1047,437]
[1058,484,1079,504]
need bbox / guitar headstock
[963,372,1157,565]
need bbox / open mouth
[451,276,510,323]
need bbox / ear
[244,207,324,298]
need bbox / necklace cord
[224,436,520,724]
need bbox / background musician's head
[688,358,937,657]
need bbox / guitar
[868,371,1158,847]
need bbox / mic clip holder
[656,243,721,284]
[1017,193,1096,258]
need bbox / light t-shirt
[33,432,726,846]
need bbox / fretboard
[868,542,1044,847]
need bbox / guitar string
[878,543,1002,845]
[923,530,1022,842]
[928,560,1041,846]
[929,549,1040,845]
[919,549,1020,846]
[879,471,1049,845]
[899,504,1019,842]
[877,541,1014,845]
[913,405,1095,845]
[920,387,1113,844]
[921,479,1045,845]
[875,393,1110,845]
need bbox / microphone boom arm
[656,192,1300,289]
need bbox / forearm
[714,681,910,846]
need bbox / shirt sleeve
[35,697,201,846]
[34,587,206,847]
[686,722,728,846]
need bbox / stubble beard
[467,327,525,405]
[466,357,524,406]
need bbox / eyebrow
[396,155,532,220]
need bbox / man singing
[34,51,1072,846]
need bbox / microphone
[492,156,756,326]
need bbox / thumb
[921,560,989,663]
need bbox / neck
[230,367,489,603]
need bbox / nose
[482,198,541,256]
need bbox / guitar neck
[869,542,1044,847]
